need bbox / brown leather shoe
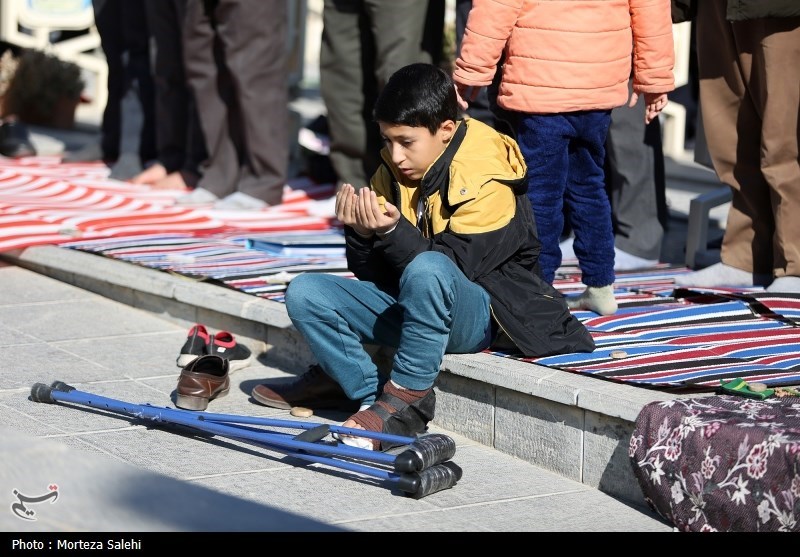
[175,355,230,411]
[251,364,357,411]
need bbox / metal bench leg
[684,187,732,269]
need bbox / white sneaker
[174,187,219,207]
[213,192,268,211]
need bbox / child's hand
[628,90,669,124]
[643,92,668,124]
[454,82,483,112]
[335,183,372,237]
[355,188,400,236]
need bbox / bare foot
[152,170,199,191]
[130,163,167,185]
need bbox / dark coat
[344,118,595,358]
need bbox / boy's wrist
[376,222,398,238]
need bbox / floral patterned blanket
[630,395,800,531]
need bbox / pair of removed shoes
[177,324,253,371]
[174,325,253,411]
[251,365,434,451]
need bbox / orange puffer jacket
[454,0,675,114]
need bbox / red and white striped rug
[0,156,337,252]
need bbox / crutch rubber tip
[50,381,76,393]
[400,460,463,499]
[30,382,55,403]
[394,433,457,473]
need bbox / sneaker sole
[227,356,253,373]
[176,389,229,411]
[176,354,201,368]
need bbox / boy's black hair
[373,63,459,135]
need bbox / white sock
[674,263,771,287]
[566,285,618,315]
[614,247,659,271]
[766,276,800,293]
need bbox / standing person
[131,0,207,191]
[674,1,800,293]
[454,0,675,315]
[605,79,668,270]
[320,0,429,190]
[65,0,156,174]
[176,0,289,210]
[250,64,594,449]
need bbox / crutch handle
[393,433,457,473]
[397,461,463,499]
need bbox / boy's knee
[285,273,329,313]
[402,252,455,289]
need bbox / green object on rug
[718,377,775,400]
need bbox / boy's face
[378,120,456,182]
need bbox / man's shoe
[175,354,230,411]
[176,324,210,367]
[251,364,356,411]
[208,331,253,371]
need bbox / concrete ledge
[2,245,688,508]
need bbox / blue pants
[518,111,615,287]
[284,251,492,406]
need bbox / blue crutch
[30,381,462,499]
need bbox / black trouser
[183,0,288,204]
[144,0,206,176]
[320,0,428,189]
[92,0,156,164]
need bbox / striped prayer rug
[6,156,797,391]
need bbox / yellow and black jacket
[345,118,595,357]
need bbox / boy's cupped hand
[336,183,399,237]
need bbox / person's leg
[344,251,492,449]
[143,0,189,174]
[367,0,428,180]
[753,17,800,286]
[679,2,798,289]
[181,0,237,201]
[92,0,124,162]
[215,0,288,206]
[564,110,617,315]
[122,0,157,166]
[320,0,371,188]
[606,80,665,267]
[517,113,571,284]
[284,273,400,407]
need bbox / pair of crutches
[30,381,462,499]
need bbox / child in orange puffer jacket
[454,0,675,315]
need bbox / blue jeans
[517,110,615,287]
[284,251,492,406]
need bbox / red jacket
[454,0,676,113]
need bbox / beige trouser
[696,1,800,277]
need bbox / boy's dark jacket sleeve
[345,119,595,357]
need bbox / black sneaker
[177,324,210,367]
[208,331,253,372]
